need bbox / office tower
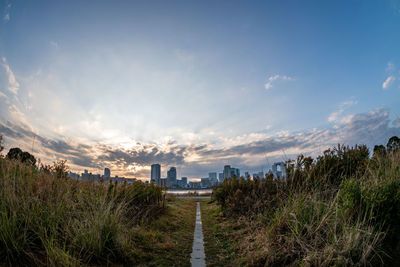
[208,172,217,180]
[181,177,187,185]
[218,173,224,182]
[167,167,177,184]
[224,165,231,179]
[151,164,161,183]
[104,168,110,178]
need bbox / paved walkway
[176,196,211,199]
[190,202,206,267]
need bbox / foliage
[0,135,4,154]
[6,147,36,166]
[211,138,400,266]
[213,175,286,217]
[0,157,165,266]
[387,135,400,154]
[373,144,387,158]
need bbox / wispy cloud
[1,57,19,95]
[264,74,293,90]
[382,75,396,89]
[49,41,59,48]
[3,3,11,22]
[328,100,357,122]
[1,108,398,179]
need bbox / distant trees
[372,136,400,158]
[0,135,3,153]
[373,144,387,157]
[387,136,400,154]
[6,147,36,166]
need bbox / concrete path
[176,196,211,199]
[190,202,206,267]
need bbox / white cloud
[386,62,395,72]
[1,57,20,94]
[3,3,11,22]
[50,41,59,48]
[382,76,395,89]
[0,91,7,99]
[328,100,357,123]
[264,74,293,90]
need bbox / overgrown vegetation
[211,136,400,266]
[0,151,168,266]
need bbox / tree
[373,145,387,157]
[0,135,3,153]
[7,147,36,165]
[387,136,400,154]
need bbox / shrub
[0,157,165,265]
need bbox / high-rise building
[208,172,217,180]
[104,168,110,178]
[224,165,231,179]
[218,173,224,182]
[151,164,161,183]
[167,167,177,185]
[181,177,187,185]
[208,172,218,185]
[230,168,240,178]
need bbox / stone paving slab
[190,202,206,267]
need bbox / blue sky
[0,0,400,180]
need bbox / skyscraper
[218,173,224,182]
[230,168,240,178]
[209,172,218,185]
[151,164,161,183]
[167,167,177,185]
[104,168,110,178]
[224,165,231,179]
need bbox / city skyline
[1,1,400,179]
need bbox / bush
[213,175,286,217]
[213,138,400,266]
[0,157,165,266]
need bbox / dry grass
[0,157,165,266]
[209,144,400,266]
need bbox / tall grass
[213,143,400,266]
[0,157,165,266]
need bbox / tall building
[167,167,177,185]
[209,172,218,185]
[218,173,224,182]
[230,168,240,178]
[151,164,161,183]
[104,168,110,178]
[181,177,187,185]
[224,165,231,179]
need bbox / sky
[0,0,400,180]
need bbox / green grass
[135,198,197,266]
[201,200,237,266]
[209,144,400,266]
[0,157,200,266]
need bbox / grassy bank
[0,157,197,266]
[209,141,400,266]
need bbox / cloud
[3,3,11,22]
[386,62,395,72]
[1,57,19,94]
[1,108,399,180]
[49,41,59,48]
[264,74,293,90]
[382,76,395,89]
[328,100,357,122]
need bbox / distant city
[67,161,287,189]
[150,162,286,189]
[68,168,137,184]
